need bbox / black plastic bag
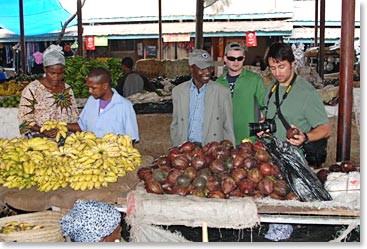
[302,137,328,168]
[260,135,332,202]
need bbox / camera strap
[272,73,297,131]
[275,85,291,130]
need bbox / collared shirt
[78,88,139,140]
[188,81,207,143]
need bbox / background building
[0,0,361,71]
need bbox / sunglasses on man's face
[226,56,244,62]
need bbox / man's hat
[188,49,214,69]
[224,42,247,55]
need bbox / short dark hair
[121,57,134,69]
[265,43,295,65]
[87,67,111,85]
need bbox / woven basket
[0,210,67,242]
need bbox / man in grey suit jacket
[170,49,235,147]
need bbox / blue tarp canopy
[0,0,76,36]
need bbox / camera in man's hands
[249,119,276,136]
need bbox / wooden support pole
[337,0,355,161]
[77,0,83,56]
[19,0,26,74]
[202,221,208,242]
[318,0,325,79]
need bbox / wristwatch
[303,133,309,144]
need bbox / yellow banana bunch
[1,174,35,190]
[0,132,142,192]
[0,142,37,190]
[117,134,133,148]
[40,120,68,142]
[0,221,43,234]
[39,119,58,132]
[102,132,118,143]
[64,131,97,149]
[19,137,58,152]
[0,138,12,155]
[35,153,71,192]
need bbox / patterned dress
[17,80,79,137]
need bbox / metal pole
[314,0,319,47]
[318,0,325,79]
[337,0,355,162]
[77,0,83,56]
[19,0,26,74]
[158,0,163,60]
[195,0,204,49]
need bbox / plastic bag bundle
[260,135,332,202]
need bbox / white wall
[0,108,20,139]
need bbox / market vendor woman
[17,44,80,139]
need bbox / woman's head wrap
[60,200,121,242]
[43,44,65,67]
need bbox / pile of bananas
[64,132,141,191]
[0,221,43,234]
[40,120,68,142]
[0,80,28,96]
[0,95,21,108]
[0,137,57,190]
[0,132,142,192]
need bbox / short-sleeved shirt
[264,75,328,142]
[17,80,79,135]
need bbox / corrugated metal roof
[84,12,294,24]
[0,19,293,42]
[69,20,293,37]
[0,0,360,42]
[283,27,360,43]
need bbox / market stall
[116,182,359,242]
[0,62,360,243]
[0,157,151,212]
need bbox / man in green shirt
[262,42,331,148]
[262,42,331,242]
[217,42,266,145]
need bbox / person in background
[60,200,122,242]
[78,67,139,142]
[217,42,266,145]
[17,44,80,139]
[170,49,235,147]
[252,55,266,71]
[116,56,155,97]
